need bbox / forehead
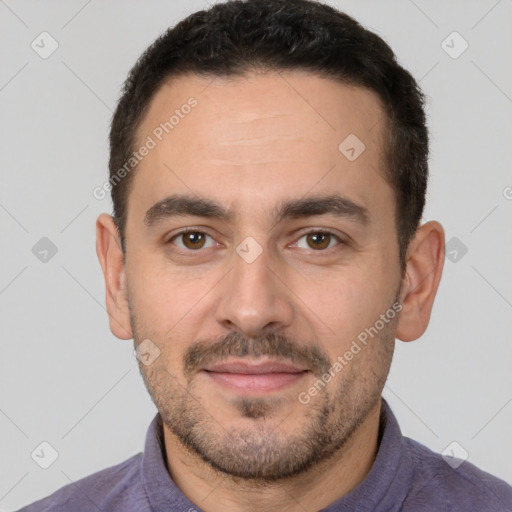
[130,70,392,224]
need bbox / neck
[162,400,382,512]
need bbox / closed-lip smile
[203,358,309,393]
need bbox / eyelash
[167,228,345,252]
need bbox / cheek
[130,276,176,327]
[291,264,398,367]
[127,252,194,322]
[126,260,218,351]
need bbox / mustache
[183,331,331,380]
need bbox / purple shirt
[18,399,512,511]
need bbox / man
[20,0,512,510]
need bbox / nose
[215,244,294,337]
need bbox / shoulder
[403,437,512,512]
[17,453,146,512]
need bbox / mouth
[202,359,310,394]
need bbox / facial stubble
[129,291,399,482]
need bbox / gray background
[1,0,511,509]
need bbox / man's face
[123,70,403,480]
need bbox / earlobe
[396,221,445,342]
[96,213,133,340]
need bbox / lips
[203,359,309,393]
[204,360,307,374]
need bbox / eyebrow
[144,193,369,227]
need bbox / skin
[96,70,445,512]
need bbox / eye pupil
[183,232,205,249]
[307,232,330,250]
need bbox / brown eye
[172,231,215,250]
[182,232,205,249]
[306,232,332,250]
[294,232,340,251]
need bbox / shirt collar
[322,398,415,511]
[141,398,414,512]
[141,413,200,511]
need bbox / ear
[396,221,445,342]
[95,213,133,340]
